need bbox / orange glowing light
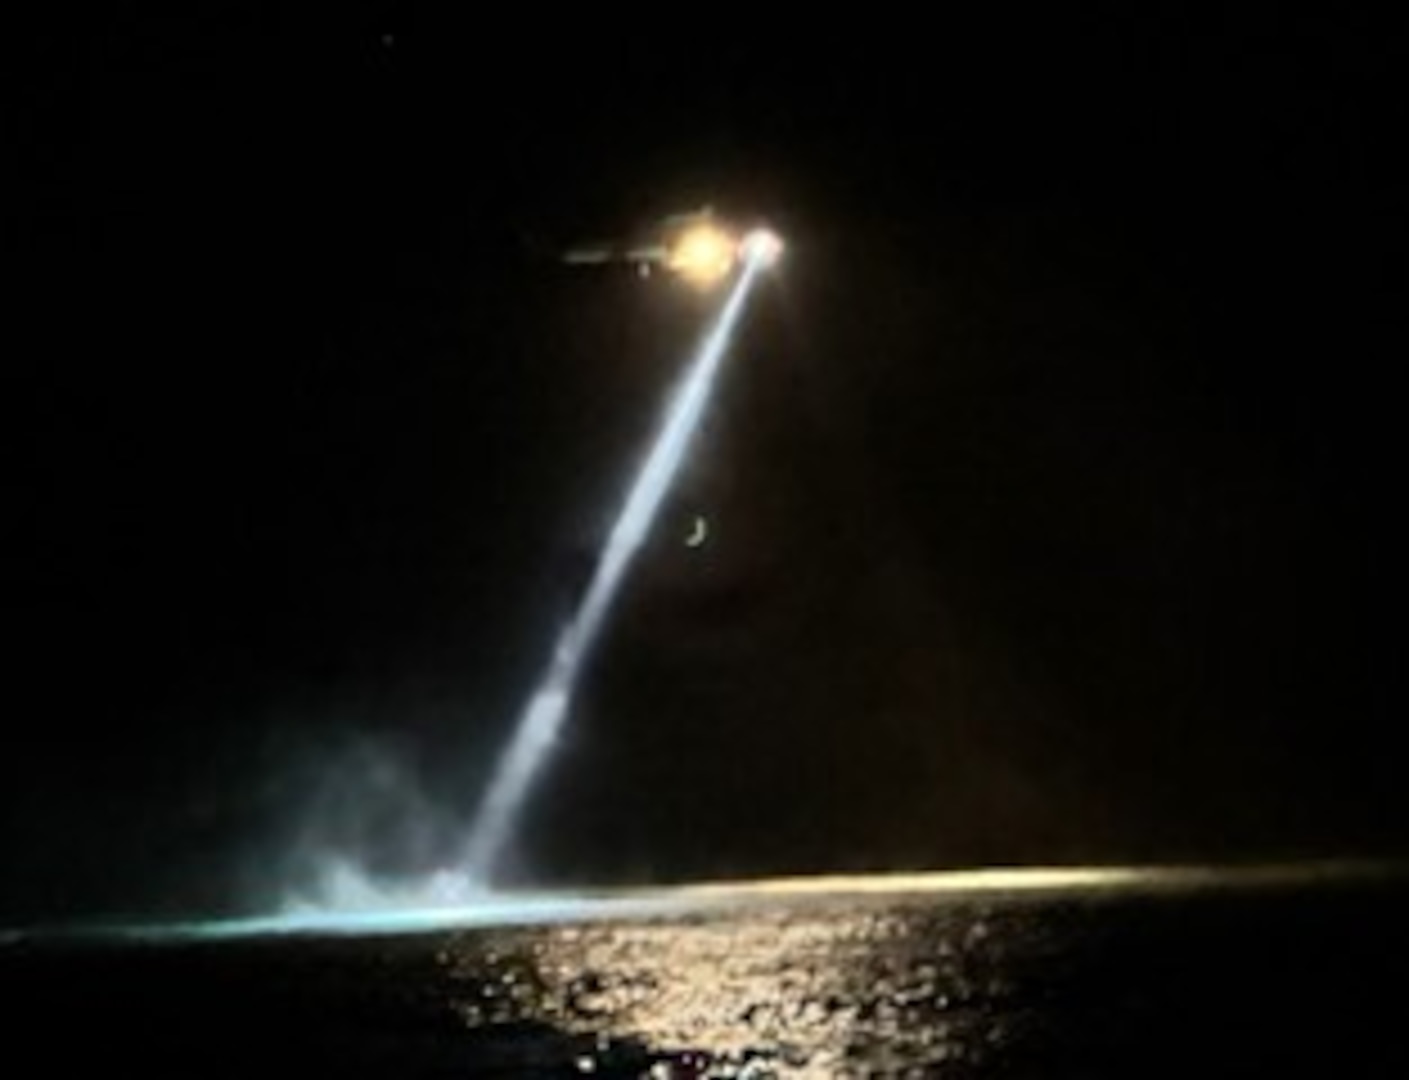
[665,223,738,287]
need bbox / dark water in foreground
[5,877,1408,1077]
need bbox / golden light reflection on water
[437,900,1019,1076]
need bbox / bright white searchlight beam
[460,243,773,880]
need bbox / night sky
[5,11,1404,922]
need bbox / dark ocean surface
[5,870,1407,1077]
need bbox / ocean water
[5,872,1407,1077]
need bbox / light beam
[460,248,771,882]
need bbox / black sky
[4,11,1405,921]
